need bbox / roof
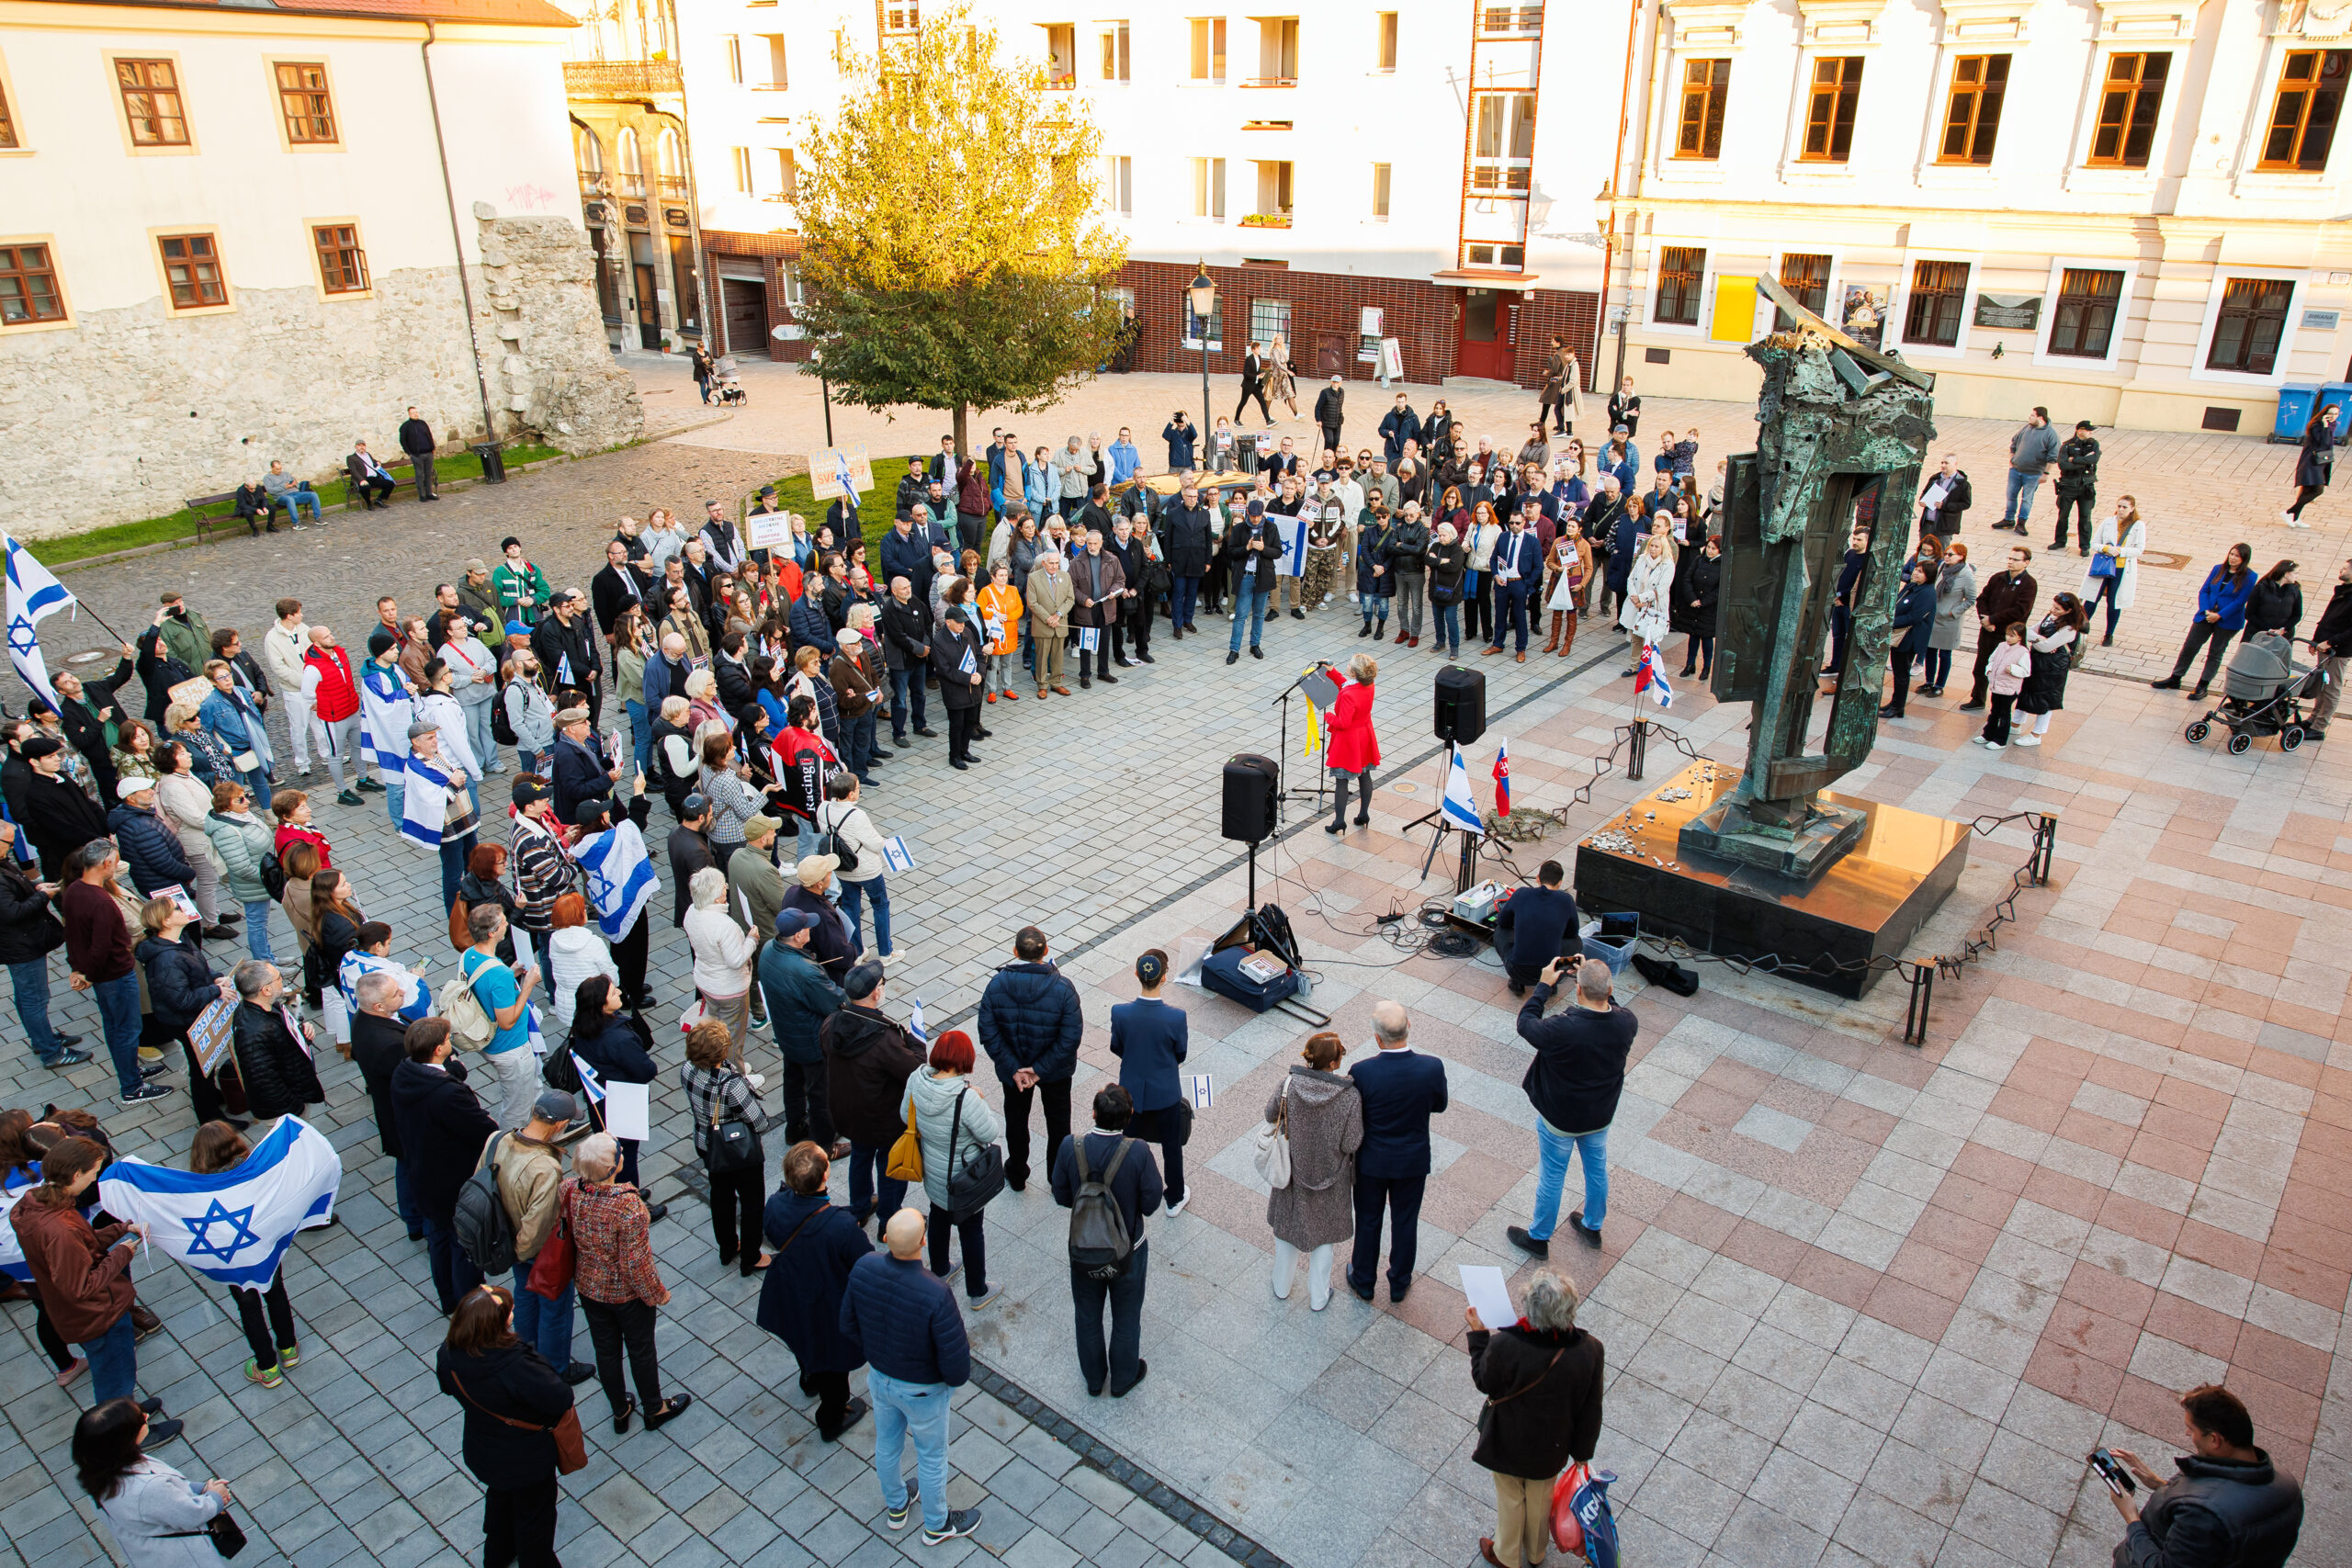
[1430,269,1544,289]
[102,0,581,28]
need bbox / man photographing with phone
[2097,1382,2301,1568]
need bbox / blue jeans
[81,1313,137,1404]
[868,1370,952,1532]
[2003,468,2041,523]
[625,700,650,777]
[239,765,274,814]
[838,873,892,957]
[393,1157,423,1235]
[384,777,405,832]
[848,709,878,775]
[889,668,927,740]
[9,957,63,1061]
[845,1140,907,1220]
[276,491,323,525]
[242,900,277,964]
[1530,1119,1610,1237]
[94,971,143,1097]
[1228,581,1268,653]
[512,1264,576,1370]
[1433,598,1462,650]
[465,700,500,773]
[1172,575,1201,627]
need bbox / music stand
[1272,660,1340,809]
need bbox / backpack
[816,803,861,875]
[492,681,518,747]
[1249,903,1302,972]
[437,953,499,1050]
[451,1133,520,1274]
[257,851,288,901]
[1067,1135,1136,1280]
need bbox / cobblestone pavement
[4,400,2347,1568]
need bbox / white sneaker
[2282,510,2299,525]
[1166,1190,1191,1217]
[743,1071,767,1089]
[2014,734,2042,747]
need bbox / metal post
[1903,964,1933,1046]
[1200,333,1211,453]
[1627,716,1648,782]
[820,369,834,447]
[2031,811,2057,886]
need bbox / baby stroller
[2185,632,2321,754]
[712,355,747,406]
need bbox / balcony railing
[563,60,684,99]
[657,175,690,199]
[1240,75,1296,88]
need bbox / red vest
[303,645,361,723]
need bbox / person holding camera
[2098,1383,2301,1568]
[1507,956,1635,1258]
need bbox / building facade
[1605,0,2352,433]
[650,1,1635,392]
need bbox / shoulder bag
[1253,1079,1293,1189]
[526,1183,576,1301]
[159,1509,248,1559]
[704,1069,763,1176]
[944,1083,1006,1220]
[449,1368,588,1475]
[1476,1342,1568,1447]
[887,1101,924,1182]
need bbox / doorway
[1315,333,1349,378]
[722,277,770,359]
[632,261,661,349]
[1455,288,1516,379]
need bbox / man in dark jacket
[928,604,987,769]
[391,1019,498,1312]
[537,590,603,724]
[1918,454,1972,537]
[1049,1083,1164,1398]
[819,959,924,1222]
[1160,482,1214,636]
[893,457,930,521]
[18,739,107,880]
[667,796,714,929]
[757,1141,874,1440]
[549,708,614,829]
[2052,421,2101,553]
[350,972,424,1239]
[761,909,846,1154]
[107,779,194,896]
[0,819,85,1068]
[977,926,1081,1190]
[1225,500,1283,664]
[1345,1000,1447,1303]
[1819,525,1871,679]
[1314,376,1345,457]
[1161,413,1196,472]
[1962,544,2038,711]
[1378,395,1420,465]
[2104,1382,2301,1568]
[1495,861,1580,995]
[838,1206,980,1543]
[782,854,857,981]
[2303,557,2351,739]
[592,539,650,637]
[877,577,936,747]
[1508,957,1637,1256]
[49,649,136,801]
[229,960,324,1122]
[398,405,438,500]
[880,512,948,605]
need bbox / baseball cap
[774,908,818,939]
[797,852,840,886]
[512,777,549,807]
[842,958,885,999]
[533,1089,578,1123]
[116,777,154,800]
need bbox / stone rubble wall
[0,210,641,540]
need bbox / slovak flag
[1492,739,1511,817]
[1634,643,1675,710]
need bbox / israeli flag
[575,818,657,942]
[573,1050,606,1107]
[399,756,459,850]
[96,1116,341,1291]
[1442,748,1484,831]
[0,1181,30,1281]
[1278,514,1310,577]
[359,663,412,778]
[5,533,74,710]
[337,950,430,1021]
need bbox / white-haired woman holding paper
[683,866,756,1068]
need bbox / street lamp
[802,341,834,447]
[1189,261,1217,457]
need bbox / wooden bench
[336,454,413,512]
[183,491,251,545]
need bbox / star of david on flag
[182,1199,265,1263]
[97,1116,340,1290]
[5,533,75,710]
[1442,747,1484,831]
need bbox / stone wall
[0,211,641,540]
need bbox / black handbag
[704,1069,763,1176]
[161,1509,249,1559]
[944,1085,1005,1219]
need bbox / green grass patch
[754,458,923,552]
[31,443,566,568]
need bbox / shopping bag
[1549,1462,1620,1566]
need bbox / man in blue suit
[1345,1000,1448,1303]
[1480,510,1545,660]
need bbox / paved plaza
[2,375,2346,1568]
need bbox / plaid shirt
[680,1062,765,1154]
[564,1179,664,1305]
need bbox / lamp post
[806,343,834,447]
[1189,261,1217,457]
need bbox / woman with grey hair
[566,1132,691,1434]
[1263,1032,1363,1311]
[682,865,756,1066]
[1465,1268,1606,1568]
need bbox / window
[884,5,920,32]
[1473,92,1535,188]
[1657,245,1704,325]
[1106,154,1131,214]
[774,149,798,200]
[1250,298,1291,344]
[1902,260,1968,347]
[275,62,335,145]
[1185,294,1224,348]
[727,36,742,83]
[755,34,786,87]
[158,233,226,309]
[1677,59,1729,159]
[1939,54,2007,164]
[312,223,368,294]
[2089,52,2169,168]
[1371,162,1390,218]
[657,129,686,197]
[2048,267,2123,358]
[1101,23,1130,82]
[2207,278,2291,375]
[781,260,804,308]
[1481,5,1544,32]
[616,127,645,196]
[1255,159,1293,217]
[1043,24,1076,86]
[1376,12,1397,71]
[1192,155,1226,218]
[0,79,16,149]
[1190,18,1227,82]
[1802,56,1862,163]
[1253,18,1298,85]
[0,243,63,324]
[117,59,188,146]
[731,146,752,193]
[670,234,699,333]
[1777,253,1831,328]
[2260,50,2347,171]
[1464,243,1525,267]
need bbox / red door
[1455,288,1516,379]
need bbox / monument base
[1679,794,1865,884]
[1573,761,1969,999]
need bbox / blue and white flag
[908,997,927,1045]
[572,1051,606,1107]
[1634,642,1675,710]
[0,1181,30,1281]
[5,533,75,710]
[1442,747,1483,831]
[336,950,430,1022]
[575,818,657,942]
[359,663,412,778]
[97,1116,340,1291]
[1278,514,1310,577]
[831,447,861,498]
[398,756,465,850]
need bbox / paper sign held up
[1188,1075,1214,1110]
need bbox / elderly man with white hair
[683,865,758,1071]
[1345,998,1449,1304]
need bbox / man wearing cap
[1224,499,1281,664]
[406,722,481,914]
[107,776,195,898]
[830,629,885,784]
[19,739,107,880]
[820,958,925,1224]
[2052,420,2101,554]
[361,630,415,829]
[782,853,856,981]
[455,560,506,651]
[481,1089,596,1382]
[669,795,715,930]
[511,778,578,974]
[1314,375,1346,461]
[550,705,616,828]
[762,908,846,1154]
[570,782,656,1010]
[538,590,604,728]
[492,536,552,628]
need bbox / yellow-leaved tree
[797,6,1129,453]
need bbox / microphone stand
[1270,660,1337,811]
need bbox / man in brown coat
[829,626,886,784]
[1069,528,1126,690]
[1961,544,2038,711]
[484,1089,594,1382]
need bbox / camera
[2088,1450,2135,1496]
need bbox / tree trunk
[952,401,970,460]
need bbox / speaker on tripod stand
[1408,666,1489,890]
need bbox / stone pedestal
[1572,761,1968,999]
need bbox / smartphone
[2088,1450,2135,1496]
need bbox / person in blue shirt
[461,902,542,1129]
[1107,428,1141,485]
[1881,561,1938,719]
[1344,1000,1448,1303]
[1161,412,1198,474]
[2152,543,2256,700]
[1108,950,1190,1212]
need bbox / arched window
[574,122,605,187]
[656,127,684,196]
[616,126,645,196]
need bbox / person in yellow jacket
[977,563,1025,704]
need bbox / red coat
[1326,679,1381,773]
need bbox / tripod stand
[1272,660,1339,813]
[1400,739,1487,893]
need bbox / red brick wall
[703,231,808,363]
[1113,258,1598,391]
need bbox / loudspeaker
[1434,666,1487,745]
[1221,753,1280,843]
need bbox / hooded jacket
[976,960,1081,1085]
[820,1002,926,1146]
[756,1190,872,1371]
[2118,1450,2302,1568]
[137,931,220,1038]
[901,1067,1007,1211]
[108,799,194,895]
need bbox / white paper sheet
[1459,1264,1517,1331]
[1188,1074,1215,1110]
[603,1080,650,1143]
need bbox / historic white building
[0,0,639,536]
[1604,0,2352,434]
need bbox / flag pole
[1628,640,1652,783]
